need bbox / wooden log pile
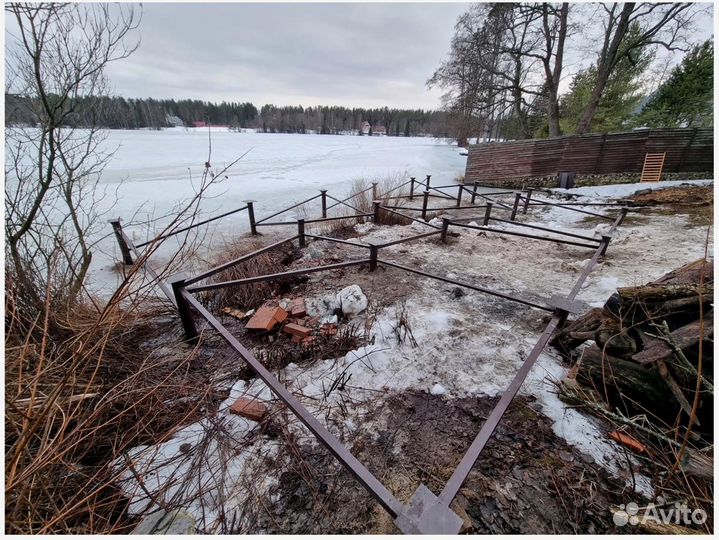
[552,259,714,441]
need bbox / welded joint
[548,294,584,316]
[394,485,463,534]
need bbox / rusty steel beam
[186,259,369,293]
[184,235,300,286]
[487,216,602,243]
[304,233,370,249]
[179,289,405,519]
[449,221,600,249]
[255,193,322,224]
[135,205,249,248]
[376,230,441,249]
[378,259,553,312]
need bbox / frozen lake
[92,129,467,295]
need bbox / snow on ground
[86,129,466,295]
[117,178,713,530]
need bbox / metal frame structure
[109,176,629,534]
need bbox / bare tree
[575,2,696,134]
[5,3,140,309]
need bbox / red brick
[283,323,312,338]
[245,306,288,331]
[290,298,307,318]
[229,397,268,422]
[320,323,338,336]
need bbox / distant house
[165,114,184,127]
[360,121,386,136]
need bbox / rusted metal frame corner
[449,221,600,250]
[436,209,623,509]
[186,259,370,293]
[183,235,300,287]
[255,193,323,225]
[177,287,405,519]
[135,204,249,248]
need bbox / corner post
[522,189,533,214]
[168,274,198,343]
[440,218,450,243]
[409,177,416,200]
[425,174,431,190]
[483,202,493,226]
[369,244,378,272]
[471,182,479,205]
[617,207,628,226]
[456,185,463,207]
[372,182,378,201]
[510,192,522,221]
[599,235,611,257]
[246,201,258,235]
[109,218,134,265]
[298,219,306,247]
[373,200,382,224]
[320,190,328,218]
[421,190,430,221]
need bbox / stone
[336,285,368,316]
[132,510,196,535]
[430,383,447,396]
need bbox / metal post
[409,177,416,200]
[369,244,378,272]
[373,200,381,224]
[456,185,463,207]
[320,190,327,218]
[246,201,257,235]
[483,203,493,226]
[109,219,134,265]
[471,182,479,205]
[168,274,198,342]
[617,207,628,226]
[298,219,306,247]
[440,218,450,243]
[425,174,431,190]
[421,190,430,221]
[599,235,611,256]
[510,193,522,221]
[372,182,378,201]
[522,189,533,215]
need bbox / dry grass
[196,238,301,312]
[4,268,226,534]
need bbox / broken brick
[229,397,268,422]
[301,336,317,348]
[290,298,307,318]
[283,323,312,339]
[245,306,289,331]
[320,323,338,336]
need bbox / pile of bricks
[241,297,338,347]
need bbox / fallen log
[576,346,674,415]
[617,284,713,303]
[632,310,713,365]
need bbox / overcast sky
[104,2,471,109]
[6,2,713,110]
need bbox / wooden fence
[465,128,713,184]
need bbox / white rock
[468,221,479,227]
[430,383,447,396]
[320,314,338,325]
[354,222,374,234]
[336,284,368,316]
[306,293,340,317]
[428,217,443,227]
[278,298,291,310]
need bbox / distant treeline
[5,94,450,137]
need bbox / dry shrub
[197,238,301,312]
[4,269,223,534]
